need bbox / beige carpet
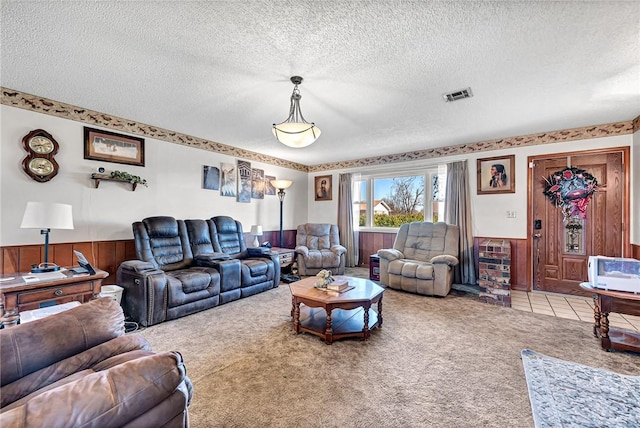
[139,270,639,427]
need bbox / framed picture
[220,162,236,197]
[202,165,220,190]
[314,175,332,201]
[84,127,145,166]
[265,175,276,196]
[477,155,515,194]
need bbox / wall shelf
[91,173,138,191]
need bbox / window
[354,165,446,229]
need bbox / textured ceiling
[2,1,639,166]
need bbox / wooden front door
[530,149,627,296]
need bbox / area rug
[521,349,640,428]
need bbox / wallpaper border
[2,87,635,173]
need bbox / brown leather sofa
[0,298,192,427]
[117,216,279,327]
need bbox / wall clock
[21,129,60,182]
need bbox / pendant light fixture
[272,76,321,148]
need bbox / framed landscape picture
[84,127,145,166]
[477,155,515,194]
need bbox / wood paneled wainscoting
[1,229,296,281]
[358,231,529,291]
[1,240,137,281]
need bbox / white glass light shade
[272,123,321,148]
[21,202,74,229]
[270,179,293,190]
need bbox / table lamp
[20,202,74,273]
[250,225,263,247]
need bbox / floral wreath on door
[543,167,598,221]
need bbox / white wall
[307,134,636,243]
[2,104,636,248]
[0,105,308,246]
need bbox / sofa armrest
[330,244,347,255]
[0,298,124,389]
[295,245,310,257]
[119,259,156,273]
[194,253,231,266]
[1,334,151,408]
[377,248,404,261]
[247,247,271,257]
[430,254,459,266]
[117,264,169,327]
[0,351,191,428]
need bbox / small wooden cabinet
[0,269,109,324]
[271,247,296,272]
[369,254,380,281]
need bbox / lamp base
[30,263,60,274]
[252,237,260,248]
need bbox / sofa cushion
[0,352,189,428]
[302,249,341,269]
[389,259,434,280]
[0,298,124,389]
[168,269,216,294]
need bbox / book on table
[327,279,349,291]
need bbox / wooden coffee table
[289,275,385,344]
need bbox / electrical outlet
[506,210,517,218]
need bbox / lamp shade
[250,225,263,236]
[272,123,321,148]
[270,179,293,190]
[21,202,74,229]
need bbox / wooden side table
[369,254,380,281]
[0,269,109,327]
[270,247,296,273]
[579,282,640,352]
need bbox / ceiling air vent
[442,87,473,102]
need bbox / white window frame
[354,165,445,232]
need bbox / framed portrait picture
[84,127,145,166]
[477,155,515,194]
[314,175,332,201]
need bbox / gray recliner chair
[295,223,347,276]
[377,222,459,296]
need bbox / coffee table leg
[293,300,301,334]
[363,303,371,340]
[325,310,333,344]
[600,312,611,351]
[378,296,383,328]
[592,294,600,338]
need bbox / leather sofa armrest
[247,247,271,257]
[119,260,156,273]
[431,255,459,266]
[0,298,124,389]
[194,253,230,266]
[0,351,191,428]
[295,245,310,257]
[377,248,403,261]
[117,265,168,327]
[1,334,151,408]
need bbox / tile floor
[511,290,640,332]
